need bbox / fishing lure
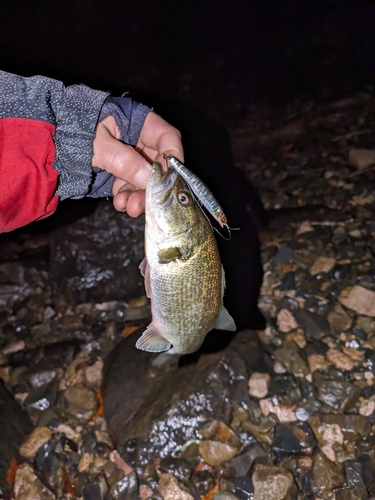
[164,155,228,229]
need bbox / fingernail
[133,164,151,189]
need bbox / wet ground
[1,91,375,499]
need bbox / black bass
[136,162,236,365]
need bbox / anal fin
[136,325,172,352]
[213,306,236,332]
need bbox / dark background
[1,0,374,124]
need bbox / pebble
[359,399,375,416]
[158,473,194,500]
[308,414,371,442]
[273,346,309,377]
[199,420,241,448]
[248,372,271,398]
[84,358,104,387]
[320,424,344,462]
[312,452,345,492]
[259,399,296,423]
[14,463,55,500]
[229,443,267,476]
[214,492,240,500]
[326,348,354,371]
[309,256,336,276]
[307,354,330,373]
[252,465,296,500]
[199,440,239,466]
[159,457,192,484]
[19,426,52,459]
[327,303,353,332]
[271,422,316,457]
[277,309,298,332]
[62,383,99,423]
[78,452,94,472]
[314,378,360,412]
[338,285,375,317]
[348,148,375,169]
[139,484,154,499]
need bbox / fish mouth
[148,162,179,206]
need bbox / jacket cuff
[54,85,108,200]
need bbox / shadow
[147,100,268,365]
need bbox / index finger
[138,112,184,163]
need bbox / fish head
[146,162,202,236]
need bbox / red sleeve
[0,117,59,233]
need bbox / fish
[136,162,236,365]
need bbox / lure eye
[178,192,190,205]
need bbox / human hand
[92,112,183,217]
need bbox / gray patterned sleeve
[0,70,109,200]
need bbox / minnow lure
[164,155,228,229]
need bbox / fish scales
[149,232,221,353]
[136,162,236,364]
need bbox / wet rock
[159,457,192,484]
[191,470,215,496]
[294,309,330,340]
[248,372,271,398]
[214,492,241,500]
[158,473,194,500]
[233,475,254,499]
[327,303,353,332]
[271,422,316,457]
[295,397,322,421]
[336,486,368,500]
[268,374,301,404]
[314,377,360,411]
[309,256,336,276]
[24,378,58,413]
[50,201,146,304]
[272,247,295,263]
[308,414,371,443]
[14,463,55,500]
[344,460,365,488]
[110,470,138,500]
[312,452,344,493]
[338,285,375,317]
[102,330,266,465]
[199,420,241,448]
[274,345,309,377]
[229,443,267,476]
[252,465,296,500]
[19,426,52,459]
[348,148,375,170]
[0,381,33,495]
[199,440,239,466]
[61,383,99,423]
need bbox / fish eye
[178,192,190,205]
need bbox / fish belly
[150,234,221,355]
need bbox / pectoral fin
[139,257,152,298]
[213,306,237,332]
[158,247,181,263]
[136,325,172,352]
